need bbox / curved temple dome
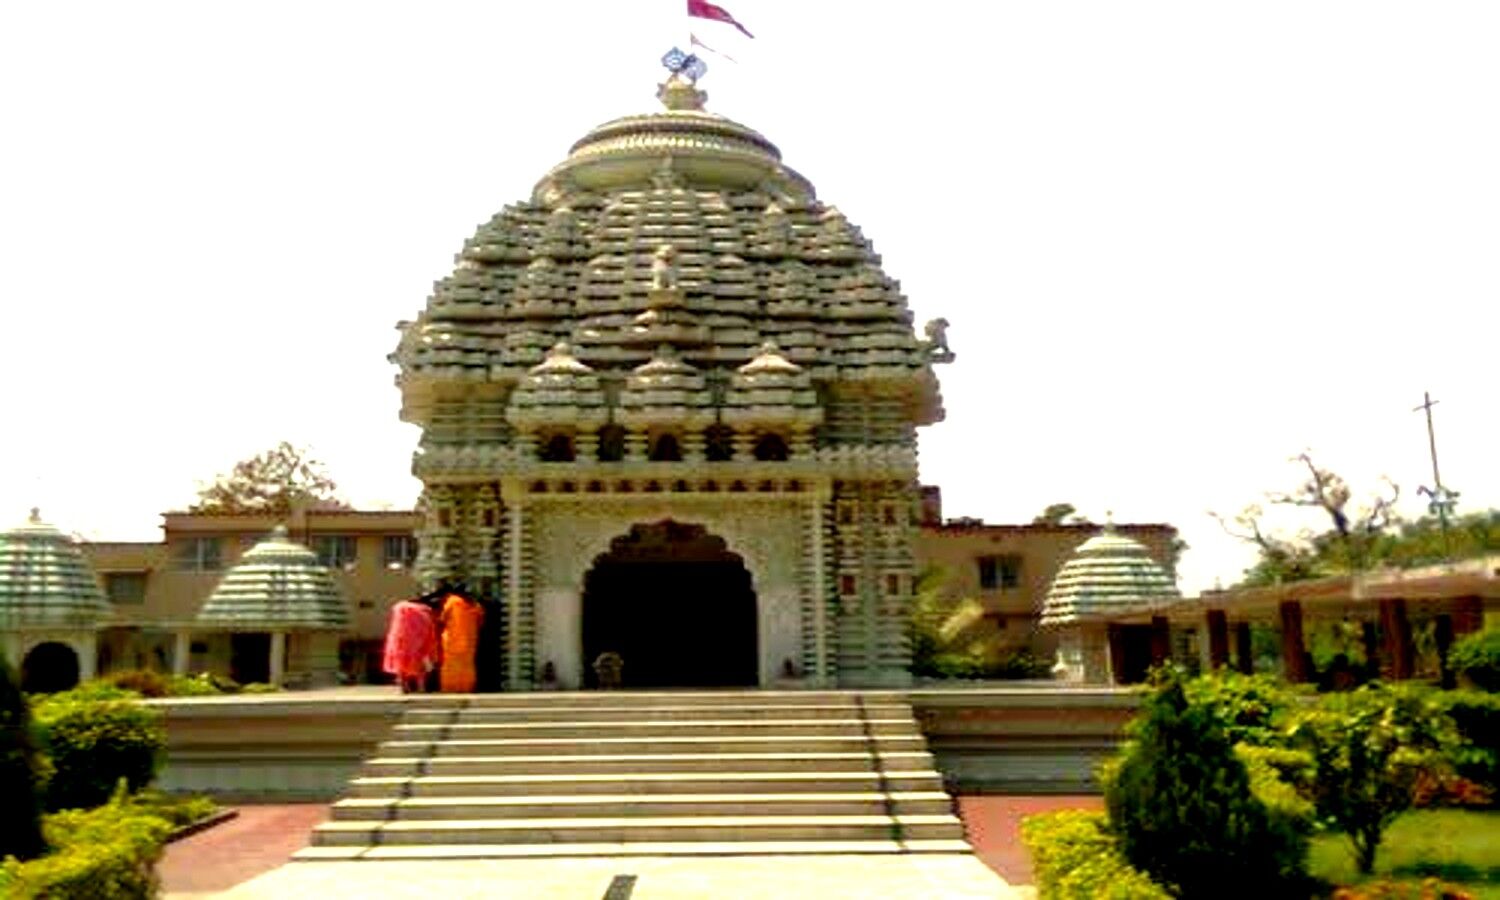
[1040,526,1181,626]
[197,526,350,631]
[0,509,110,628]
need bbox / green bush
[0,653,47,863]
[1330,878,1477,899]
[1449,628,1500,692]
[1020,810,1171,899]
[1289,683,1458,874]
[0,790,173,899]
[1433,690,1500,804]
[102,670,171,698]
[1181,670,1301,747]
[125,790,219,828]
[31,692,166,811]
[1104,670,1312,898]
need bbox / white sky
[1,1,1495,594]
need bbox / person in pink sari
[382,599,439,693]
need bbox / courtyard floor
[159,796,1099,897]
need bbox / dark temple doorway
[581,520,757,689]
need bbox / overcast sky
[1,1,1495,593]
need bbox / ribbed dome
[197,526,349,630]
[1039,526,1180,626]
[538,76,811,201]
[0,509,110,628]
[506,342,609,430]
[723,341,822,429]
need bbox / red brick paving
[157,796,1099,892]
[956,794,1104,885]
[158,804,328,895]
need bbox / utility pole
[1414,391,1460,560]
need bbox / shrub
[1104,669,1312,898]
[1448,628,1500,692]
[1020,810,1171,899]
[1181,670,1300,747]
[31,692,166,811]
[126,790,219,828]
[1431,690,1500,805]
[1289,683,1458,874]
[0,789,173,899]
[0,653,46,863]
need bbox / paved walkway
[161,796,1099,897]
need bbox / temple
[391,72,952,689]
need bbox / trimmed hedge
[0,793,173,899]
[1433,690,1500,805]
[31,690,166,811]
[1020,810,1171,899]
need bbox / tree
[1288,683,1457,875]
[1211,453,1402,586]
[1033,502,1090,526]
[0,653,46,862]
[189,442,349,515]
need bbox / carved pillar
[268,632,286,687]
[624,430,648,462]
[805,492,830,684]
[1107,624,1128,685]
[173,630,191,676]
[731,431,756,462]
[1379,598,1415,681]
[505,495,529,689]
[682,430,706,463]
[1206,610,1230,670]
[1279,601,1309,683]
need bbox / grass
[1308,810,1500,899]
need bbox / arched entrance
[581,520,757,689]
[21,641,81,693]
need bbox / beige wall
[81,509,1179,678]
[913,522,1179,657]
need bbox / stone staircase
[296,690,971,860]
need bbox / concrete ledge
[150,686,1137,799]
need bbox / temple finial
[658,47,708,110]
[28,507,40,524]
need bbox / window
[752,433,789,462]
[649,433,682,462]
[885,573,902,596]
[977,554,1022,590]
[539,433,575,462]
[104,572,147,605]
[314,535,358,568]
[174,537,222,572]
[382,535,417,569]
[839,574,857,595]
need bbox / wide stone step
[346,770,948,798]
[379,734,928,758]
[309,814,967,846]
[362,750,934,777]
[294,838,975,861]
[331,792,955,821]
[401,704,916,725]
[393,718,921,738]
[452,691,906,709]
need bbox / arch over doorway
[21,641,81,693]
[580,520,757,689]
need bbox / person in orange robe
[439,593,484,693]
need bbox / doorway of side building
[229,633,271,685]
[581,520,758,689]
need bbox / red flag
[687,0,754,39]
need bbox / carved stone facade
[392,75,950,689]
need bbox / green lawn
[1308,810,1500,899]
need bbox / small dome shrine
[1040,525,1181,626]
[0,509,110,628]
[506,342,609,433]
[197,526,350,631]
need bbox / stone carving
[651,244,678,291]
[923,317,955,364]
